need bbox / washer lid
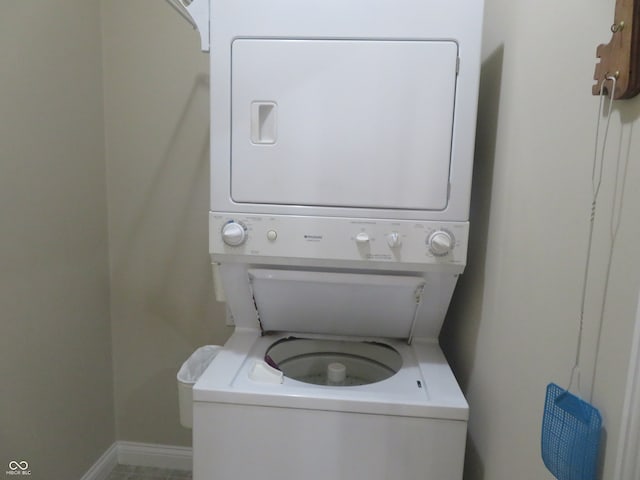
[248,269,425,339]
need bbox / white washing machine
[172,0,484,478]
[194,262,470,479]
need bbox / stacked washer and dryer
[175,0,484,478]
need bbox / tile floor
[105,464,192,480]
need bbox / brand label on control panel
[303,234,323,242]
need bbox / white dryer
[174,0,484,478]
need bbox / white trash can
[177,345,222,428]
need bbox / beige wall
[442,0,640,478]
[0,1,114,478]
[100,1,230,445]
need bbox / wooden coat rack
[593,0,640,99]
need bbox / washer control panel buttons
[355,232,370,244]
[211,214,468,270]
[386,231,402,248]
[427,230,454,256]
[221,221,247,246]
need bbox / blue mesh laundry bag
[541,383,602,480]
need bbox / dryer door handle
[250,102,277,144]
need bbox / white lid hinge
[165,0,210,52]
[407,284,426,345]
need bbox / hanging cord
[589,78,633,404]
[568,75,617,395]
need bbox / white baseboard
[82,441,193,479]
[116,441,193,471]
[80,443,118,480]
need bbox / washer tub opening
[265,337,403,386]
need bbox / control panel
[211,213,468,271]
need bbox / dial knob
[355,232,370,244]
[428,231,453,256]
[386,231,402,248]
[221,222,247,246]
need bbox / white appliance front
[208,0,484,221]
[192,265,468,479]
[194,399,466,480]
[170,0,485,479]
[193,330,468,480]
[231,39,457,211]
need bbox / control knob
[355,232,370,244]
[386,231,402,248]
[428,230,453,256]
[221,221,247,246]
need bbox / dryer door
[231,39,458,211]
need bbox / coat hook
[593,0,640,99]
[611,21,625,33]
